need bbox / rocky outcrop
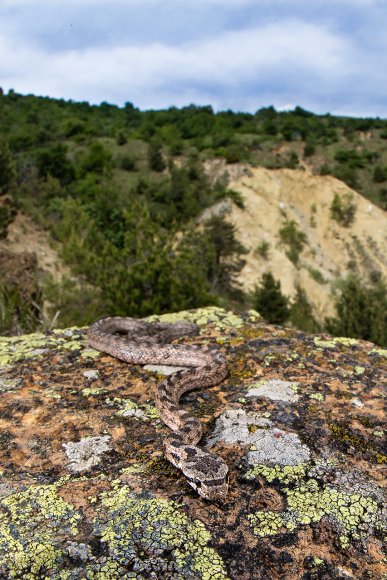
[0,307,385,579]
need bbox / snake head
[179,446,229,501]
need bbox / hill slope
[223,168,387,320]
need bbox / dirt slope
[225,167,386,319]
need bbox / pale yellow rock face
[225,167,386,320]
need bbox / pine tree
[289,285,319,333]
[253,272,289,324]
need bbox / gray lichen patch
[207,409,310,466]
[63,435,112,473]
[246,379,300,403]
[206,409,271,447]
[247,429,311,466]
[82,369,100,381]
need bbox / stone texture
[0,307,385,579]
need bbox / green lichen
[91,485,229,579]
[246,466,382,548]
[0,329,87,368]
[245,463,308,484]
[0,483,82,578]
[314,336,359,349]
[309,393,325,401]
[147,306,244,334]
[107,397,160,421]
[80,347,100,359]
[354,366,365,375]
[82,387,104,397]
[247,511,285,537]
[368,347,387,358]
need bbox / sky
[0,0,386,117]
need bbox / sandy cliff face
[224,167,387,319]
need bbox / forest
[0,90,386,345]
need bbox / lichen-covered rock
[0,307,385,579]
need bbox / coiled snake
[88,317,229,500]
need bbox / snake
[87,317,229,500]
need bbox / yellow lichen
[0,484,81,577]
[246,465,381,548]
[93,485,229,579]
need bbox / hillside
[224,168,387,320]
[0,91,386,342]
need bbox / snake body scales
[88,317,229,500]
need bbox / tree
[148,139,166,172]
[253,272,289,324]
[36,143,75,183]
[330,192,356,227]
[289,285,319,333]
[326,276,386,346]
[0,140,15,193]
[201,216,247,296]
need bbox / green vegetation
[289,286,320,333]
[254,240,270,259]
[0,90,386,344]
[279,219,307,265]
[327,276,387,346]
[253,272,289,324]
[330,192,357,226]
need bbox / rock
[0,307,385,579]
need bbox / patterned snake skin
[88,317,229,500]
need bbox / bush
[279,220,307,265]
[319,164,332,176]
[79,141,112,176]
[148,139,166,172]
[36,143,75,183]
[372,165,387,183]
[0,140,16,193]
[116,130,127,146]
[326,276,386,346]
[303,143,316,158]
[330,192,356,227]
[253,272,289,324]
[289,285,319,333]
[254,240,270,259]
[118,154,137,172]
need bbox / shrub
[303,143,316,157]
[330,192,356,227]
[326,276,386,346]
[36,143,75,183]
[148,139,166,172]
[372,165,387,183]
[116,130,127,146]
[79,141,112,176]
[319,164,332,176]
[289,285,320,333]
[307,267,326,284]
[279,220,307,265]
[0,140,16,193]
[254,240,270,259]
[118,154,137,172]
[253,272,289,324]
[284,151,299,169]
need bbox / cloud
[0,20,352,108]
[0,1,386,115]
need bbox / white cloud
[0,20,353,108]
